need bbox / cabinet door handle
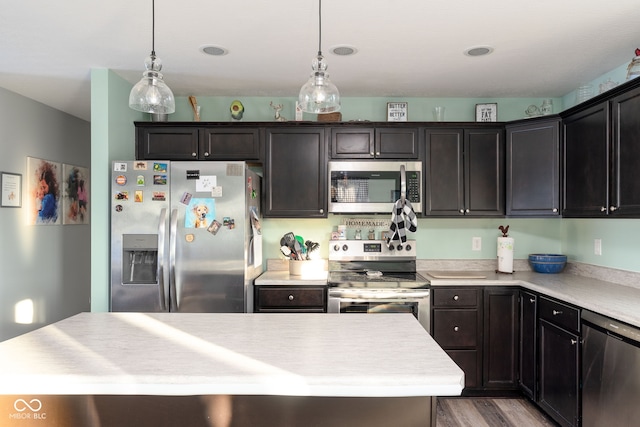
[319,209,324,214]
[600,206,607,212]
[203,152,210,157]
[465,209,470,213]
[453,326,460,332]
[552,208,558,213]
[191,152,198,157]
[570,339,577,345]
[610,206,618,212]
[459,209,465,214]
[552,309,563,316]
[529,298,535,303]
[376,152,381,156]
[370,152,375,156]
[453,295,459,301]
[288,295,294,301]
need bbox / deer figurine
[270,101,287,122]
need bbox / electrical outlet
[594,239,602,256]
[472,237,482,251]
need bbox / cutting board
[427,271,487,279]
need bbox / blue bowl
[528,254,567,274]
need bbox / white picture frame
[387,102,408,122]
[475,103,498,122]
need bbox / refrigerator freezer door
[111,161,171,312]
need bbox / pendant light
[298,0,340,114]
[129,0,175,114]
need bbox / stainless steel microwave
[328,161,422,213]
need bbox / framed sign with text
[387,102,408,122]
[475,103,498,122]
[1,172,22,207]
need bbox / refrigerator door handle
[169,208,179,312]
[157,208,168,311]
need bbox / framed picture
[27,157,62,225]
[62,163,90,225]
[476,103,498,122]
[387,102,408,122]
[1,172,22,207]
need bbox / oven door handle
[328,290,430,299]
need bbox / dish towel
[386,198,417,247]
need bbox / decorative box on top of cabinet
[424,127,504,216]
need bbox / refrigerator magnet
[180,192,193,205]
[185,234,195,243]
[153,175,167,185]
[136,175,145,186]
[114,162,127,172]
[207,219,222,235]
[152,192,166,201]
[115,175,127,186]
[211,186,223,197]
[114,191,128,201]
[153,163,168,173]
[133,161,148,170]
[134,191,143,203]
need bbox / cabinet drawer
[433,288,480,308]
[538,296,580,333]
[446,349,480,388]
[256,287,326,310]
[433,309,479,347]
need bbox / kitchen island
[0,312,463,427]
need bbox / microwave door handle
[400,164,406,204]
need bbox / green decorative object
[230,100,244,121]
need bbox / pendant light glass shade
[129,0,175,114]
[298,0,340,114]
[299,53,340,114]
[129,54,175,114]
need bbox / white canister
[337,225,347,240]
[497,237,514,273]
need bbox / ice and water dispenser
[122,234,158,284]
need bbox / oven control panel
[329,239,417,260]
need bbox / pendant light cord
[151,0,156,56]
[317,0,322,56]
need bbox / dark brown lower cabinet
[432,287,518,394]
[538,296,581,427]
[483,288,519,390]
[519,290,537,400]
[254,286,327,313]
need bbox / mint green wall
[90,69,142,312]
[262,217,561,261]
[90,66,640,312]
[168,96,563,123]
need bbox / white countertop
[0,312,464,397]
[423,270,640,328]
[256,270,328,285]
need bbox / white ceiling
[1,0,639,122]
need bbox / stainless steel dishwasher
[581,310,640,427]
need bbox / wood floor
[436,397,557,427]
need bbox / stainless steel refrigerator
[110,160,263,313]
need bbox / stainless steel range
[327,239,430,332]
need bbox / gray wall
[0,87,91,341]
